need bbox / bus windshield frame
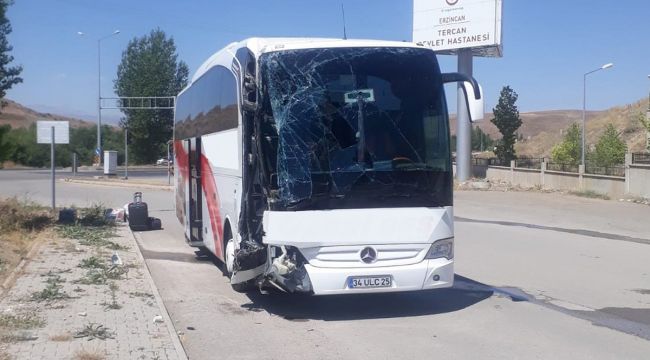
[258,47,453,211]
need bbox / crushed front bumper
[304,258,453,295]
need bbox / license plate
[348,276,392,289]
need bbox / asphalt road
[1,171,649,359]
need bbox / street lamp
[582,62,613,166]
[78,30,120,166]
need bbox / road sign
[37,120,70,144]
[413,0,503,57]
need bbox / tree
[114,29,189,164]
[0,0,22,108]
[490,86,522,162]
[590,124,626,167]
[0,124,11,165]
[471,126,494,151]
[551,123,581,165]
[638,111,650,151]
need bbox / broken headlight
[425,237,454,260]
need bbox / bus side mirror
[441,72,484,122]
[461,81,484,122]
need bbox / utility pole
[50,126,56,210]
[456,48,473,181]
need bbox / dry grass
[72,349,106,360]
[568,190,611,200]
[0,197,55,286]
[49,332,73,342]
[0,312,45,330]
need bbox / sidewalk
[0,224,184,360]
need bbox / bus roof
[189,37,427,85]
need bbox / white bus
[174,38,483,295]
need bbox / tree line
[0,124,125,168]
[482,86,628,168]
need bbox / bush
[0,197,53,232]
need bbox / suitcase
[128,192,149,231]
[148,217,162,230]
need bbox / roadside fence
[631,152,650,165]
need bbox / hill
[451,110,604,140]
[515,99,648,157]
[0,99,94,129]
[450,99,648,157]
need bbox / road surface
[1,170,649,359]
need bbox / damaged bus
[174,38,483,295]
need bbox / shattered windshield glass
[259,47,451,209]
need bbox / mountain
[450,98,649,157]
[515,99,648,157]
[0,99,95,129]
[450,110,604,140]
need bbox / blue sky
[6,0,650,123]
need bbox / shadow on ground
[240,275,498,321]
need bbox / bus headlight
[426,238,454,260]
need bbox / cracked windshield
[0,0,649,359]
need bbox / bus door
[188,137,203,245]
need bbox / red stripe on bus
[173,140,188,175]
[200,155,225,260]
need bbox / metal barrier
[546,162,579,173]
[584,164,625,177]
[515,158,543,170]
[632,152,650,164]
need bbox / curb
[62,178,172,191]
[127,228,189,360]
[0,236,45,298]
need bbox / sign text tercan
[413,0,503,57]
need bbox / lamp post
[582,62,613,166]
[78,30,120,166]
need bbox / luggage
[128,192,149,231]
[148,217,162,230]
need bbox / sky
[6,0,650,123]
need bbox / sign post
[413,0,503,181]
[51,127,55,209]
[37,120,70,210]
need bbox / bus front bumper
[304,258,453,295]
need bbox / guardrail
[632,152,650,165]
[546,162,579,173]
[584,164,625,177]
[515,158,543,170]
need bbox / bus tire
[224,233,256,293]
[231,280,256,293]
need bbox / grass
[100,282,122,310]
[73,323,114,340]
[129,291,154,299]
[72,349,106,360]
[78,256,107,270]
[0,310,44,349]
[0,197,54,233]
[0,197,56,286]
[30,274,70,302]
[57,225,126,250]
[74,266,127,286]
[49,332,73,341]
[77,204,111,227]
[0,312,45,330]
[568,190,611,200]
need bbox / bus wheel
[224,235,256,293]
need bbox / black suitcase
[148,217,162,230]
[128,192,149,231]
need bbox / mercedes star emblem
[360,247,378,264]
